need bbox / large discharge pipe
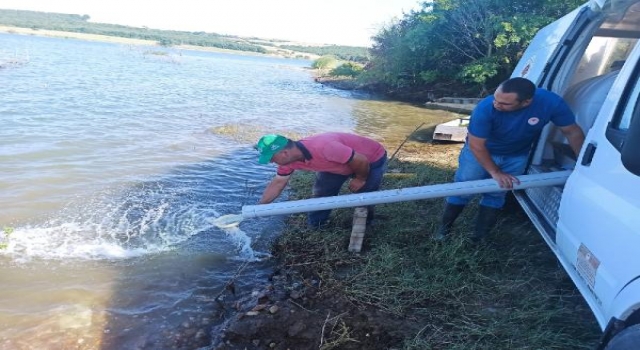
[241,170,571,219]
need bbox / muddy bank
[210,266,413,350]
[313,76,481,105]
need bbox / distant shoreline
[0,25,320,60]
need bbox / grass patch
[271,145,600,349]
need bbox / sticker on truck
[576,243,600,289]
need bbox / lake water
[0,32,453,349]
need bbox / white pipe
[242,170,571,219]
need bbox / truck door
[555,48,640,328]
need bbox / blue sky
[0,0,422,46]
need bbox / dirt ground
[209,265,418,350]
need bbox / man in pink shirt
[256,132,387,228]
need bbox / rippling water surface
[0,32,454,348]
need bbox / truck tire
[605,324,640,350]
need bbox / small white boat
[432,117,469,142]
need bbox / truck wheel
[605,324,640,350]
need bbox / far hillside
[0,9,368,60]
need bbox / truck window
[621,72,640,175]
[540,3,640,167]
[568,38,636,88]
[606,63,640,152]
[614,74,639,131]
[560,1,640,91]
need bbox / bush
[157,38,174,47]
[311,55,338,69]
[329,62,364,77]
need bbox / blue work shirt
[468,88,576,155]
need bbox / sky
[0,0,422,47]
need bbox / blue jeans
[446,145,527,209]
[308,153,387,227]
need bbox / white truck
[511,0,640,348]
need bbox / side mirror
[622,113,640,176]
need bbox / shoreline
[0,26,320,60]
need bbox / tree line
[359,0,584,99]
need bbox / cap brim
[258,152,273,164]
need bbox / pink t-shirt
[277,133,386,176]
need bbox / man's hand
[559,123,585,157]
[348,177,366,192]
[468,134,519,188]
[347,152,370,192]
[489,170,520,189]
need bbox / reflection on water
[352,99,457,143]
[0,32,459,348]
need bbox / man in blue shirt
[436,77,585,242]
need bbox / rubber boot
[434,203,465,240]
[366,206,375,226]
[471,205,500,243]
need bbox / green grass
[272,157,600,349]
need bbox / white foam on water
[0,183,271,263]
[1,223,168,262]
[0,197,219,262]
[219,225,271,262]
[1,208,269,263]
[212,214,244,229]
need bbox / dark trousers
[308,153,387,227]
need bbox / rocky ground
[209,265,416,350]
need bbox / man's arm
[468,134,520,189]
[259,174,291,204]
[347,152,370,192]
[559,123,585,157]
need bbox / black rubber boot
[471,205,500,243]
[366,206,375,225]
[434,203,465,240]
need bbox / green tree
[365,0,584,97]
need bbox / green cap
[256,134,288,164]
